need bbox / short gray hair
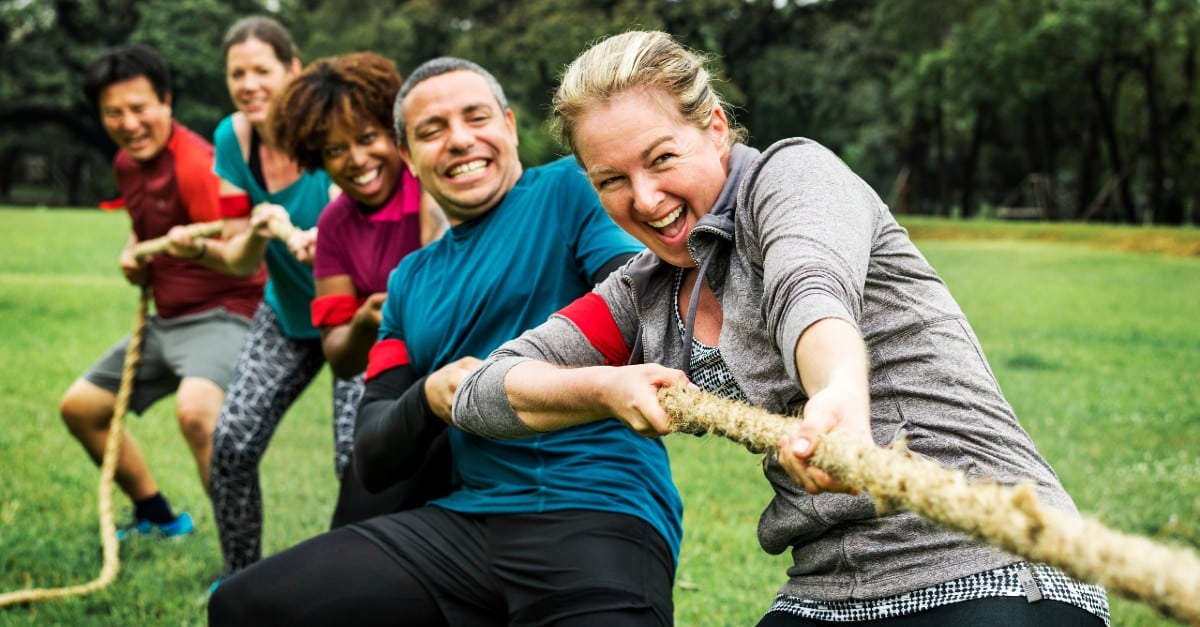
[392,57,509,148]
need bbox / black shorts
[352,506,675,626]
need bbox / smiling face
[321,117,402,209]
[574,88,731,268]
[98,75,173,163]
[225,37,299,127]
[397,70,522,225]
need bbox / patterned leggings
[210,303,363,575]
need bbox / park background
[1,0,1199,625]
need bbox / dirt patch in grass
[899,217,1200,257]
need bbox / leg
[208,527,447,627]
[330,374,364,480]
[210,305,325,574]
[164,309,253,497]
[495,511,675,627]
[550,609,667,627]
[60,377,158,501]
[328,373,439,529]
[174,376,223,495]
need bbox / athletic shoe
[116,511,195,541]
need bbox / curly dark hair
[271,52,402,171]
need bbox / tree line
[2,0,1197,224]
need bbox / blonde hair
[550,30,745,153]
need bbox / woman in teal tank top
[199,15,365,580]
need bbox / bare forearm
[503,361,615,431]
[217,228,271,276]
[321,323,376,379]
[794,317,870,399]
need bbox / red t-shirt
[114,121,265,319]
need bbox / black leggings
[207,527,664,627]
[757,596,1105,627]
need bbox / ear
[709,105,730,147]
[288,57,302,78]
[397,141,417,177]
[504,108,518,147]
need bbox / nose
[237,73,259,92]
[629,173,662,216]
[446,120,474,153]
[348,143,369,167]
[118,111,141,133]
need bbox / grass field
[1,207,1198,626]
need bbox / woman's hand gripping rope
[656,384,1200,627]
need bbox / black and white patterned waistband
[767,562,1109,624]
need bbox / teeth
[648,207,682,229]
[448,160,486,178]
[353,169,379,185]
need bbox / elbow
[353,432,401,492]
[227,261,261,278]
[453,369,540,440]
[327,358,360,380]
[354,454,392,493]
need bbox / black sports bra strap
[247,126,268,191]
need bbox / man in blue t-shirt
[209,58,683,626]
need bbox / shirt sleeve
[312,196,350,280]
[554,158,644,281]
[744,141,878,385]
[452,272,639,439]
[170,125,222,224]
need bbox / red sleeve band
[311,294,366,328]
[219,194,252,218]
[555,292,630,367]
[98,198,125,211]
[365,338,410,382]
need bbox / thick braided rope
[130,212,298,262]
[264,215,298,241]
[659,386,1200,626]
[131,221,223,259]
[0,288,148,607]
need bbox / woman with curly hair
[271,51,447,526]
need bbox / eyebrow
[412,101,494,130]
[585,134,673,178]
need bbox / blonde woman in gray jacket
[453,30,1108,626]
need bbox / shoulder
[315,193,357,231]
[752,138,851,186]
[168,123,215,165]
[529,156,588,187]
[111,150,137,176]
[386,244,432,292]
[213,114,249,149]
[523,156,596,213]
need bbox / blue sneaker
[117,511,195,540]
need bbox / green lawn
[1,208,1197,626]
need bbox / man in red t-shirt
[59,44,265,540]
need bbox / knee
[208,569,276,626]
[59,382,111,433]
[207,577,251,626]
[176,401,217,449]
[210,418,261,478]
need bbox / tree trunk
[1088,65,1137,223]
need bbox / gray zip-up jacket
[454,138,1078,601]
